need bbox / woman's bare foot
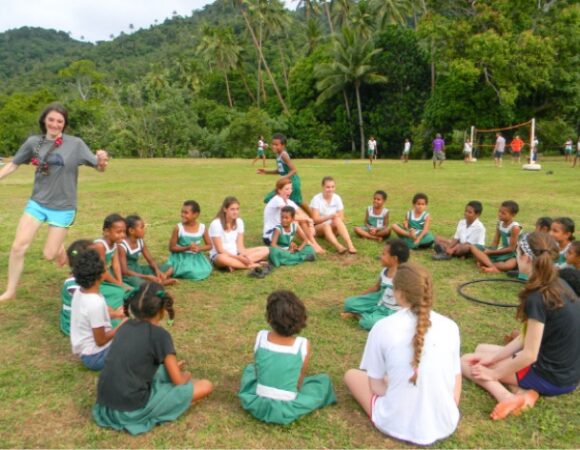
[0,291,16,302]
[491,390,539,420]
[337,245,347,255]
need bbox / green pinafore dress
[344,268,398,330]
[555,242,571,269]
[60,276,79,336]
[268,223,315,267]
[402,210,434,249]
[94,238,131,326]
[476,221,521,262]
[167,223,212,280]
[363,206,388,231]
[120,239,171,288]
[238,330,336,425]
[263,151,303,205]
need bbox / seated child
[119,215,175,287]
[344,263,461,445]
[238,290,336,425]
[353,190,391,241]
[470,200,521,273]
[563,241,580,269]
[93,282,213,435]
[535,217,553,233]
[93,213,133,326]
[343,239,409,330]
[433,201,486,260]
[550,217,575,268]
[70,249,125,371]
[268,206,316,267]
[168,200,212,280]
[391,193,434,249]
[60,239,93,336]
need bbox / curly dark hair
[66,239,93,269]
[412,192,428,204]
[103,213,124,230]
[266,290,307,337]
[124,282,175,320]
[386,238,410,263]
[72,249,105,289]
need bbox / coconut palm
[315,27,388,157]
[196,26,242,108]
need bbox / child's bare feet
[481,265,500,273]
[341,312,357,319]
[162,278,178,286]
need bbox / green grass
[0,157,578,448]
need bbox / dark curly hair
[66,239,93,269]
[125,214,142,231]
[124,282,175,320]
[183,200,200,214]
[103,213,125,230]
[72,249,105,289]
[412,193,428,204]
[386,238,410,263]
[266,290,307,336]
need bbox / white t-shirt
[453,218,485,245]
[463,142,472,154]
[310,193,344,225]
[360,309,460,446]
[263,195,299,239]
[403,141,411,153]
[209,217,244,258]
[368,139,377,151]
[70,290,112,356]
[495,136,506,152]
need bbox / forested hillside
[0,0,578,158]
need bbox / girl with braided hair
[344,262,461,445]
[93,282,213,435]
[462,232,580,421]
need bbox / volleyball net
[470,118,536,162]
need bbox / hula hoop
[457,278,525,308]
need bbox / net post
[530,118,536,163]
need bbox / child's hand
[178,360,186,370]
[471,364,496,382]
[144,274,158,282]
[408,229,416,238]
[190,243,199,253]
[122,283,133,291]
[256,168,265,175]
[369,227,377,235]
[289,242,298,253]
[414,238,421,244]
[110,306,125,319]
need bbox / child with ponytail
[344,262,461,445]
[461,232,580,421]
[93,282,213,435]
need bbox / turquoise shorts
[25,199,76,228]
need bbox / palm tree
[315,27,387,157]
[196,26,242,108]
[304,18,322,54]
[350,0,377,39]
[232,0,289,113]
[261,0,294,93]
[371,0,413,29]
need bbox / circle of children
[60,133,579,445]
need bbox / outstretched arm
[95,150,109,172]
[0,162,19,180]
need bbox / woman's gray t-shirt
[12,134,97,210]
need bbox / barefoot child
[343,239,409,330]
[258,133,311,216]
[353,190,391,242]
[93,213,133,325]
[93,282,213,435]
[119,215,175,287]
[238,290,336,424]
[168,201,212,281]
[550,217,575,268]
[60,239,93,336]
[268,206,316,267]
[433,201,486,260]
[70,249,125,370]
[470,200,521,273]
[391,193,434,249]
[344,263,461,445]
[461,232,580,421]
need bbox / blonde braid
[409,274,432,385]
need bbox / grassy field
[0,157,578,448]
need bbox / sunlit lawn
[0,156,578,448]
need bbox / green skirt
[359,305,397,331]
[123,262,172,288]
[269,245,315,267]
[263,174,303,205]
[92,365,193,435]
[99,282,133,327]
[475,245,516,262]
[344,290,384,315]
[402,232,434,249]
[167,252,212,280]
[238,364,336,425]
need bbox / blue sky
[0,0,295,42]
